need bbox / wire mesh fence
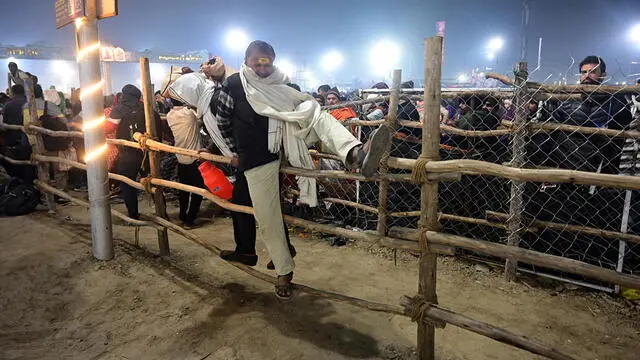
[276,63,640,290]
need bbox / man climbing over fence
[207,40,392,299]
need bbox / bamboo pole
[322,197,379,214]
[417,36,444,360]
[24,78,56,212]
[321,95,392,110]
[502,119,640,139]
[505,62,529,281]
[439,124,512,137]
[140,57,170,256]
[28,151,640,290]
[377,69,402,237]
[390,158,640,191]
[0,153,34,165]
[12,124,465,182]
[486,210,640,246]
[416,305,578,360]
[132,132,231,164]
[32,179,578,360]
[486,72,640,94]
[34,154,153,193]
[425,231,640,289]
[35,180,152,227]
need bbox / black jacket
[527,95,632,173]
[226,73,278,171]
[1,95,28,147]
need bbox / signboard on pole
[436,21,446,64]
[55,0,85,29]
[97,0,118,19]
[436,21,446,37]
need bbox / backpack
[41,102,70,151]
[0,178,40,216]
[117,105,147,141]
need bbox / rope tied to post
[411,155,436,184]
[401,295,446,329]
[417,220,440,253]
[140,177,154,194]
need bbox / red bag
[198,161,233,200]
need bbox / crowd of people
[2,51,640,294]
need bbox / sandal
[275,272,294,300]
[267,244,297,270]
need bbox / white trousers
[304,111,361,164]
[244,159,294,276]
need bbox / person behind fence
[0,85,35,182]
[536,56,632,173]
[326,88,358,135]
[165,89,206,230]
[524,55,633,247]
[207,40,392,299]
[107,84,161,220]
[22,84,74,202]
[7,62,30,94]
[454,96,501,152]
[317,84,331,99]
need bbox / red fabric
[329,107,358,135]
[104,106,119,171]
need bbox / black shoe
[361,125,392,177]
[267,244,297,270]
[220,250,258,266]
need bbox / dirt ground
[1,195,639,360]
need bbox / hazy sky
[2,0,640,89]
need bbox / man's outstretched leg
[311,111,392,177]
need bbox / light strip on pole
[77,42,101,61]
[80,79,104,100]
[84,143,108,162]
[82,116,106,131]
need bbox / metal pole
[76,0,114,260]
[504,62,529,281]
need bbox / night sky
[1,0,639,90]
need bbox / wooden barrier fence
[2,39,640,359]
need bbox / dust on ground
[0,195,638,360]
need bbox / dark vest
[226,73,278,171]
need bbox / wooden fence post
[417,36,443,360]
[24,78,56,212]
[139,57,170,256]
[505,62,529,281]
[376,69,402,236]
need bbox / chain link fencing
[277,65,640,291]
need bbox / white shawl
[166,73,235,158]
[239,64,322,206]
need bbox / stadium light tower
[321,50,344,72]
[370,39,400,78]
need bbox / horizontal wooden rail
[486,210,640,246]
[32,178,576,360]
[426,231,640,289]
[502,120,640,139]
[389,157,640,191]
